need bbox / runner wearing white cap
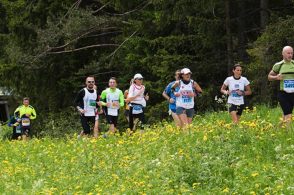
[171,68,202,128]
[125,73,149,130]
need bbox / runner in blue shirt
[162,70,181,127]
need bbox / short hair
[86,76,95,81]
[23,97,30,101]
[109,77,117,83]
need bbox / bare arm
[194,82,203,93]
[220,84,229,95]
[171,81,180,89]
[162,91,170,101]
[244,85,252,96]
[268,70,283,81]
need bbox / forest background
[0,0,294,136]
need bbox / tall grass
[0,106,293,194]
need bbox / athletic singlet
[223,76,250,105]
[83,88,97,116]
[176,80,194,109]
[128,84,146,107]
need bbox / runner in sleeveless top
[220,64,252,124]
[126,73,149,131]
[268,46,294,126]
[162,70,181,127]
[171,68,202,128]
[99,77,124,133]
[75,76,99,137]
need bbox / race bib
[132,105,143,114]
[22,118,30,127]
[107,108,118,116]
[181,91,192,103]
[110,100,119,109]
[283,80,294,93]
[89,99,96,107]
[231,90,241,98]
[16,125,22,133]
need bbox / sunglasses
[87,81,95,83]
[135,78,143,80]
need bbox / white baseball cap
[134,73,143,79]
[181,68,192,74]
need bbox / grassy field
[0,106,293,194]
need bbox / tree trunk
[225,0,233,74]
[237,0,247,62]
[260,0,269,30]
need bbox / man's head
[282,46,293,62]
[23,97,30,106]
[175,70,181,81]
[109,77,117,89]
[85,76,95,89]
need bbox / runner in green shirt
[268,46,294,126]
[99,77,124,133]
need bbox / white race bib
[132,105,143,114]
[107,108,118,116]
[22,118,30,127]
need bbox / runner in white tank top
[172,68,202,128]
[74,76,99,138]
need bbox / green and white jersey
[100,88,124,116]
[272,60,294,93]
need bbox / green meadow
[0,106,293,194]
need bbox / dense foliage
[1,0,294,133]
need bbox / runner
[126,73,149,131]
[14,97,37,140]
[123,79,134,122]
[220,64,252,124]
[99,77,124,133]
[74,76,99,137]
[8,115,22,140]
[171,68,202,128]
[268,46,294,126]
[93,85,103,137]
[162,70,181,127]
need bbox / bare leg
[132,118,139,131]
[283,114,292,127]
[109,124,116,133]
[178,114,188,128]
[230,111,239,124]
[187,117,193,125]
[171,112,181,127]
[93,121,99,138]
